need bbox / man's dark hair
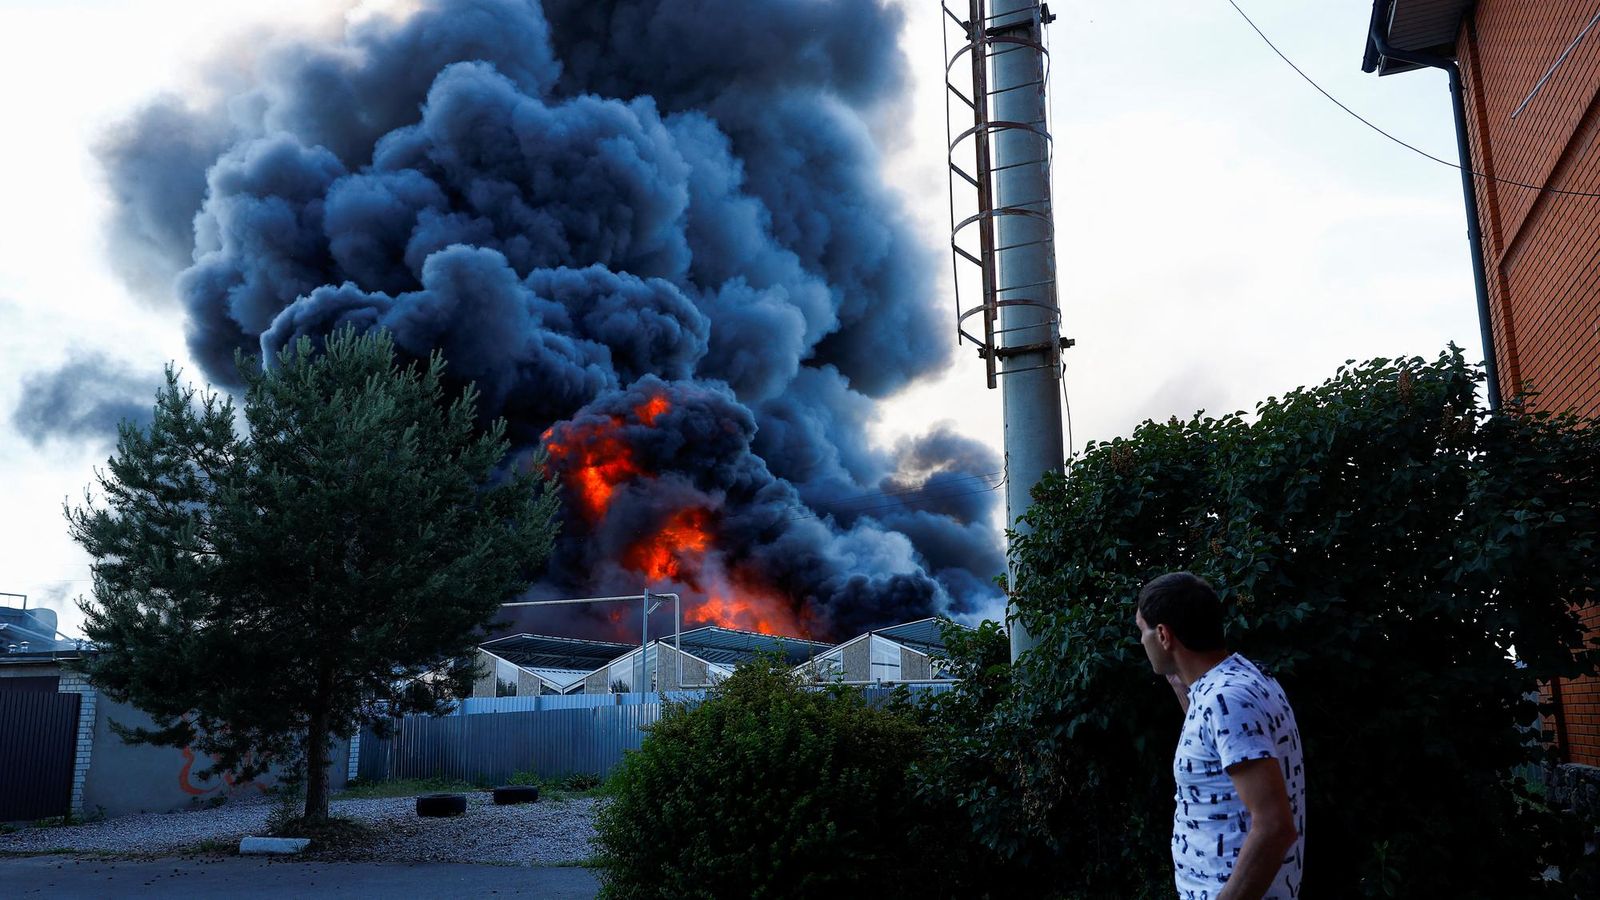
[1136,572,1226,651]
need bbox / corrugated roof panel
[872,617,964,655]
[670,626,832,666]
[478,633,638,670]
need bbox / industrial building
[0,603,80,659]
[471,633,637,697]
[794,618,961,685]
[472,618,960,697]
[580,626,833,694]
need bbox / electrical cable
[1060,361,1075,460]
[1043,7,1075,464]
[1225,0,1600,199]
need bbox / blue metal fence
[358,702,663,783]
[449,691,705,715]
[357,684,957,785]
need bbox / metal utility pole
[944,0,1065,662]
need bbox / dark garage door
[0,691,81,821]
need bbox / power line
[1225,0,1600,199]
[1060,360,1075,459]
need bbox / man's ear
[1156,623,1174,651]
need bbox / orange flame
[634,394,670,426]
[543,417,640,521]
[542,391,671,522]
[625,508,713,581]
[688,582,804,636]
[546,390,806,637]
[624,508,803,635]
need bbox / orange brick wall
[1562,606,1600,766]
[1457,1,1600,766]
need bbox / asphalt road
[1,855,600,898]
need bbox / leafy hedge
[594,657,954,899]
[920,350,1600,898]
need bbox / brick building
[1365,0,1600,766]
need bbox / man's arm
[1216,757,1298,900]
[1165,673,1189,714]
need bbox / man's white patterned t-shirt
[1171,654,1305,900]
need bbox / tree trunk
[302,668,334,824]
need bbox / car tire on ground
[415,793,468,817]
[492,785,540,805]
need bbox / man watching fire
[1135,572,1306,900]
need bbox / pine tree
[67,327,559,823]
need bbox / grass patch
[506,771,613,803]
[334,772,616,804]
[335,778,480,800]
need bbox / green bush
[921,350,1600,899]
[595,656,953,899]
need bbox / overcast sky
[0,0,1477,638]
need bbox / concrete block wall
[842,637,869,682]
[516,668,540,696]
[471,649,499,698]
[899,647,932,681]
[1457,1,1600,767]
[652,644,711,690]
[79,694,351,818]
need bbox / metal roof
[478,633,638,671]
[664,626,833,667]
[478,649,594,692]
[1363,0,1472,76]
[872,617,965,656]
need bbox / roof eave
[1362,0,1469,77]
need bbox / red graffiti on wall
[175,719,269,796]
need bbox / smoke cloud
[97,0,1004,640]
[12,354,156,449]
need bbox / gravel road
[0,793,601,865]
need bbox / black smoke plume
[12,354,155,449]
[98,0,1003,641]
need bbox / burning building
[94,0,1006,643]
